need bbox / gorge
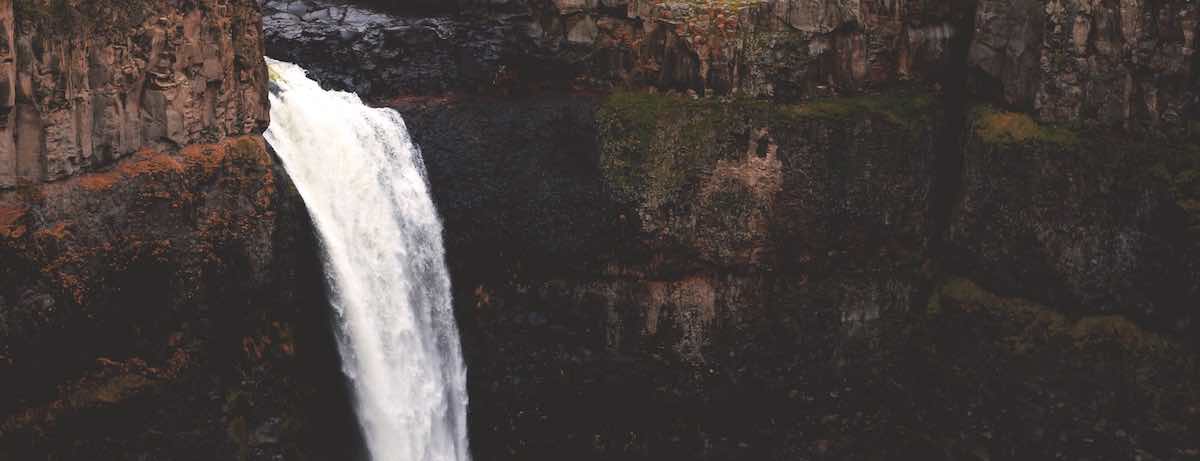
[1,0,1199,460]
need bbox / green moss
[597,91,747,207]
[973,106,1079,146]
[935,277,1178,354]
[597,89,934,207]
[925,290,942,315]
[939,278,994,307]
[773,92,935,129]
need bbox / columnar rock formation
[0,0,269,188]
[971,0,1199,131]
[0,2,357,459]
[263,0,963,100]
[266,0,1198,130]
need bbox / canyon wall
[263,0,964,100]
[399,90,1199,460]
[0,0,269,188]
[266,0,1198,130]
[971,0,1199,131]
[0,0,1196,459]
[361,0,1197,458]
[1,1,357,458]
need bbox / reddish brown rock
[0,0,269,188]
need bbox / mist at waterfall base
[264,59,471,461]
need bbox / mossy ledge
[933,277,1181,353]
[972,106,1079,146]
[596,89,936,205]
[909,277,1200,458]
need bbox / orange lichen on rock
[34,222,72,241]
[0,204,28,238]
[70,136,269,194]
[78,173,120,192]
[1,135,275,308]
[1,349,194,437]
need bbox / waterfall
[263,59,470,461]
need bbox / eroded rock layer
[399,92,1200,459]
[0,137,358,459]
[971,0,1199,131]
[0,0,269,188]
[263,0,965,101]
[266,0,1199,130]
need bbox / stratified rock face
[401,92,1200,460]
[949,108,1200,335]
[0,0,269,188]
[971,0,1199,129]
[401,92,946,458]
[0,137,358,460]
[0,2,356,458]
[263,0,965,101]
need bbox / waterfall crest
[264,58,470,461]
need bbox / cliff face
[268,0,1199,129]
[345,0,1198,458]
[1,0,1197,459]
[0,137,359,459]
[399,91,1199,460]
[970,0,1199,131]
[950,109,1200,334]
[0,0,269,187]
[263,0,965,100]
[400,94,943,458]
[0,2,357,459]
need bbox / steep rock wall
[949,108,1200,336]
[0,137,359,460]
[401,92,942,459]
[269,0,1198,130]
[263,0,966,101]
[0,2,358,459]
[970,0,1199,130]
[0,0,269,188]
[400,92,1200,460]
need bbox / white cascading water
[263,59,470,461]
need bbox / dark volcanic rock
[969,0,1200,131]
[0,137,360,460]
[264,0,967,102]
[948,109,1200,337]
[264,0,511,97]
[400,90,1200,460]
[401,91,932,459]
